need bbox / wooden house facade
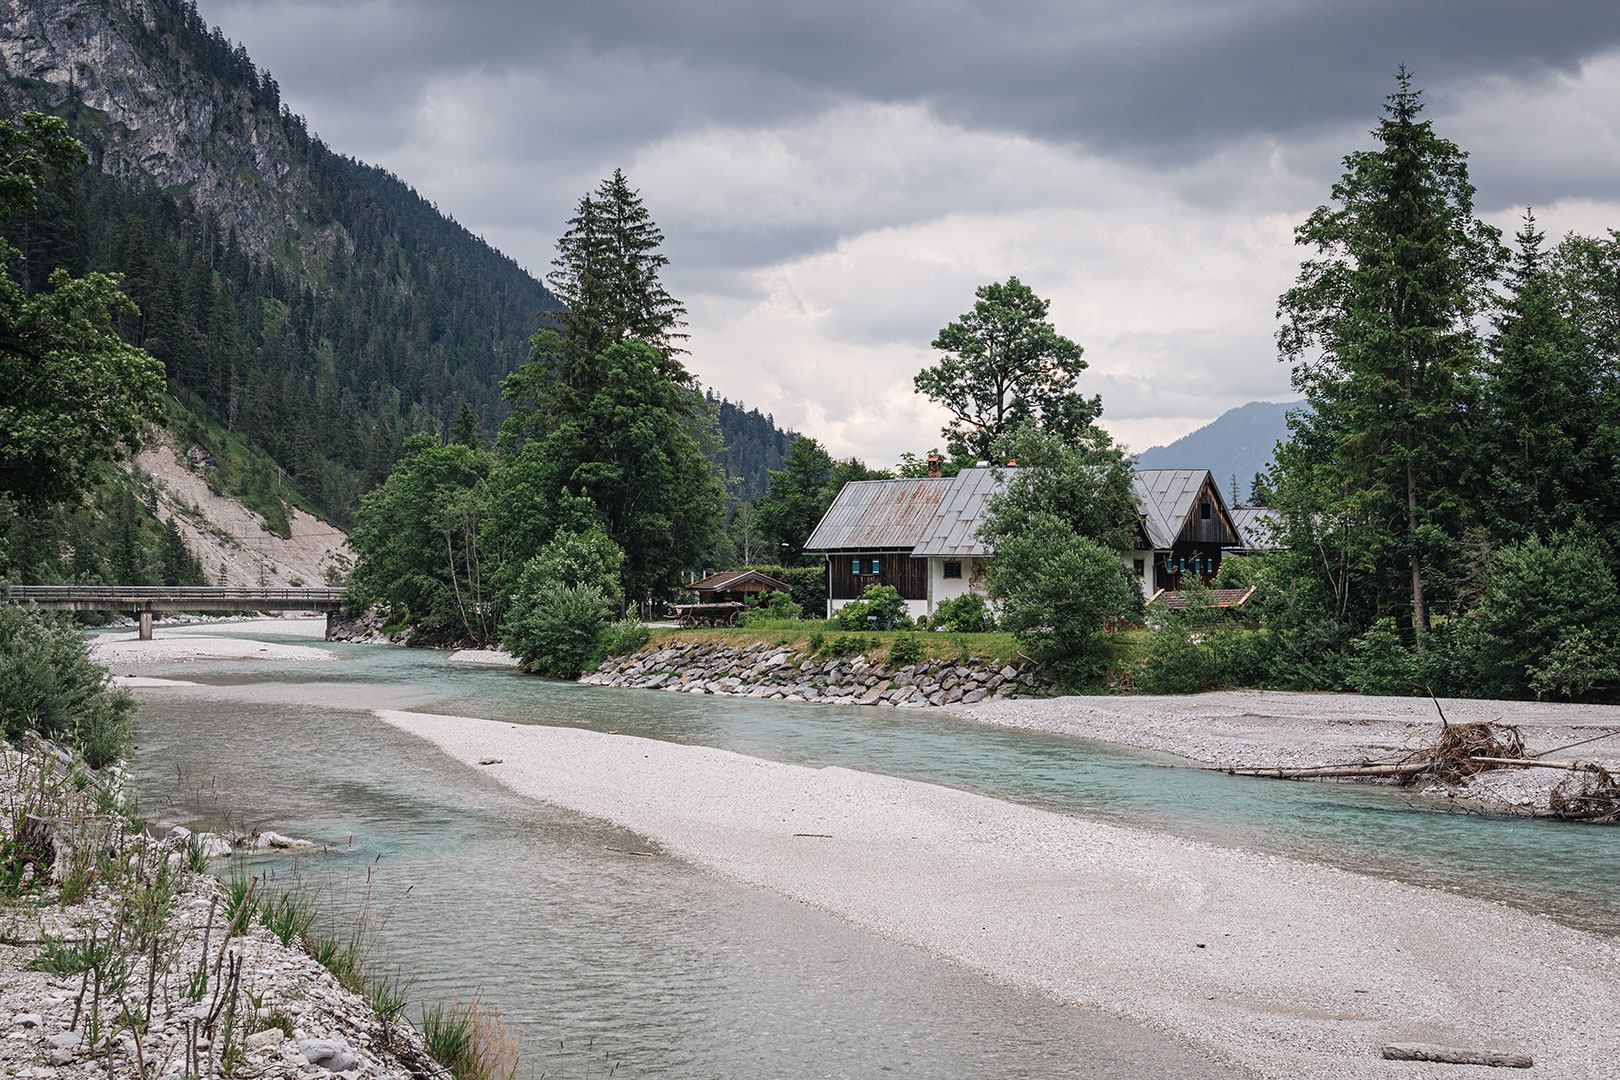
[1129,470,1242,594]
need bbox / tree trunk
[1406,452,1427,650]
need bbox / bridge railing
[7,586,347,604]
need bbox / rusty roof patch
[804,478,952,550]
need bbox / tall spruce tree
[1479,212,1593,544]
[504,170,689,438]
[1276,69,1506,646]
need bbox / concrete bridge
[7,586,347,640]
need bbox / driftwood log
[1381,1043,1532,1068]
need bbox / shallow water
[119,626,1620,1075]
[131,688,1237,1077]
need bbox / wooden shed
[684,570,795,605]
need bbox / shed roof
[686,570,794,593]
[1148,586,1257,609]
[911,467,1006,556]
[1132,469,1220,550]
[804,477,952,551]
[1228,505,1282,552]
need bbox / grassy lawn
[646,620,1032,666]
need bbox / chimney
[926,454,942,478]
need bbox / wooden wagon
[674,601,746,628]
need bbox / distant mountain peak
[1134,400,1304,492]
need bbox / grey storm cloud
[198,0,1620,460]
[213,0,1620,164]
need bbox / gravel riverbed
[379,708,1620,1080]
[948,689,1620,812]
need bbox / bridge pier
[326,610,338,642]
[139,612,153,641]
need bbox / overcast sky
[202,0,1620,465]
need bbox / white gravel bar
[445,647,520,667]
[947,690,1620,772]
[90,617,333,663]
[377,709,1620,1080]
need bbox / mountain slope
[1135,400,1302,495]
[0,0,560,523]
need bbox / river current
[116,624,1620,1077]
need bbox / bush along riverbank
[0,735,507,1080]
[581,639,1058,705]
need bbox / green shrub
[741,590,804,624]
[835,585,911,630]
[501,583,615,678]
[1527,626,1619,700]
[1346,617,1419,696]
[931,593,996,633]
[822,634,869,657]
[740,565,825,614]
[0,604,133,766]
[807,628,826,652]
[988,517,1133,687]
[1465,533,1620,699]
[595,618,650,662]
[887,636,925,666]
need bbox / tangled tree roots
[1415,721,1527,784]
[1549,764,1620,823]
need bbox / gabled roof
[686,570,793,593]
[1131,469,1235,550]
[804,477,953,551]
[1148,586,1257,609]
[1228,506,1282,552]
[911,467,1005,556]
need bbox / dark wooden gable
[1175,477,1239,547]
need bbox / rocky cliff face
[0,0,340,260]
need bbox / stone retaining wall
[581,639,1056,707]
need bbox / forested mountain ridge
[0,0,561,524]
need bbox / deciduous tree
[914,277,1097,461]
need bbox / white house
[805,466,1245,619]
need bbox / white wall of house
[926,555,985,613]
[1127,549,1160,596]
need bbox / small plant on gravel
[822,633,869,657]
[366,968,413,1036]
[185,830,211,872]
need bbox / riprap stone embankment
[581,640,1057,706]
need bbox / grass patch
[644,624,1029,665]
[421,998,522,1080]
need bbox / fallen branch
[1382,1043,1531,1068]
[1216,763,1428,779]
[1468,756,1587,771]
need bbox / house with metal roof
[1129,469,1242,594]
[805,465,1246,619]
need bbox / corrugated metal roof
[804,478,952,551]
[911,467,1007,556]
[1228,506,1282,551]
[1132,469,1214,550]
